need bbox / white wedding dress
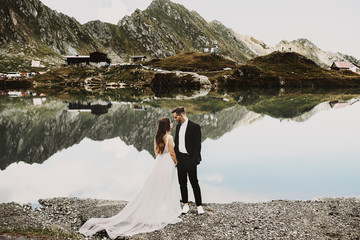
[79,135,182,239]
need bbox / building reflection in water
[67,101,112,115]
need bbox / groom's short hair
[172,107,185,115]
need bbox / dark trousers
[177,152,202,206]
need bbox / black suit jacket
[174,120,202,165]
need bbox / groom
[172,107,204,215]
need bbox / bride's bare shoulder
[165,134,174,143]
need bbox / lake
[0,88,359,204]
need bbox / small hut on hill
[330,62,357,72]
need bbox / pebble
[0,197,359,239]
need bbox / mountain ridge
[0,0,359,72]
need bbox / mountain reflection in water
[0,90,359,204]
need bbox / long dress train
[79,135,182,239]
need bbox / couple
[79,107,204,238]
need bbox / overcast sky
[40,0,360,59]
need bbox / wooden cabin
[65,55,91,66]
[90,51,111,64]
[330,62,357,72]
[66,51,111,66]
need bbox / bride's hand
[174,160,178,167]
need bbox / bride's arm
[167,135,178,166]
[154,138,158,157]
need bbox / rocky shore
[0,197,359,240]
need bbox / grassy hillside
[217,51,360,88]
[247,51,358,79]
[144,52,237,71]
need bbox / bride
[79,118,182,238]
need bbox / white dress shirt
[178,118,188,154]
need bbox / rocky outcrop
[83,20,125,62]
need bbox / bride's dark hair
[155,118,171,154]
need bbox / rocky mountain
[115,0,259,62]
[231,35,360,68]
[271,39,360,68]
[0,0,358,71]
[0,0,261,70]
[0,0,100,65]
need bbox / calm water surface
[0,92,359,204]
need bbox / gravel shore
[0,197,359,240]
